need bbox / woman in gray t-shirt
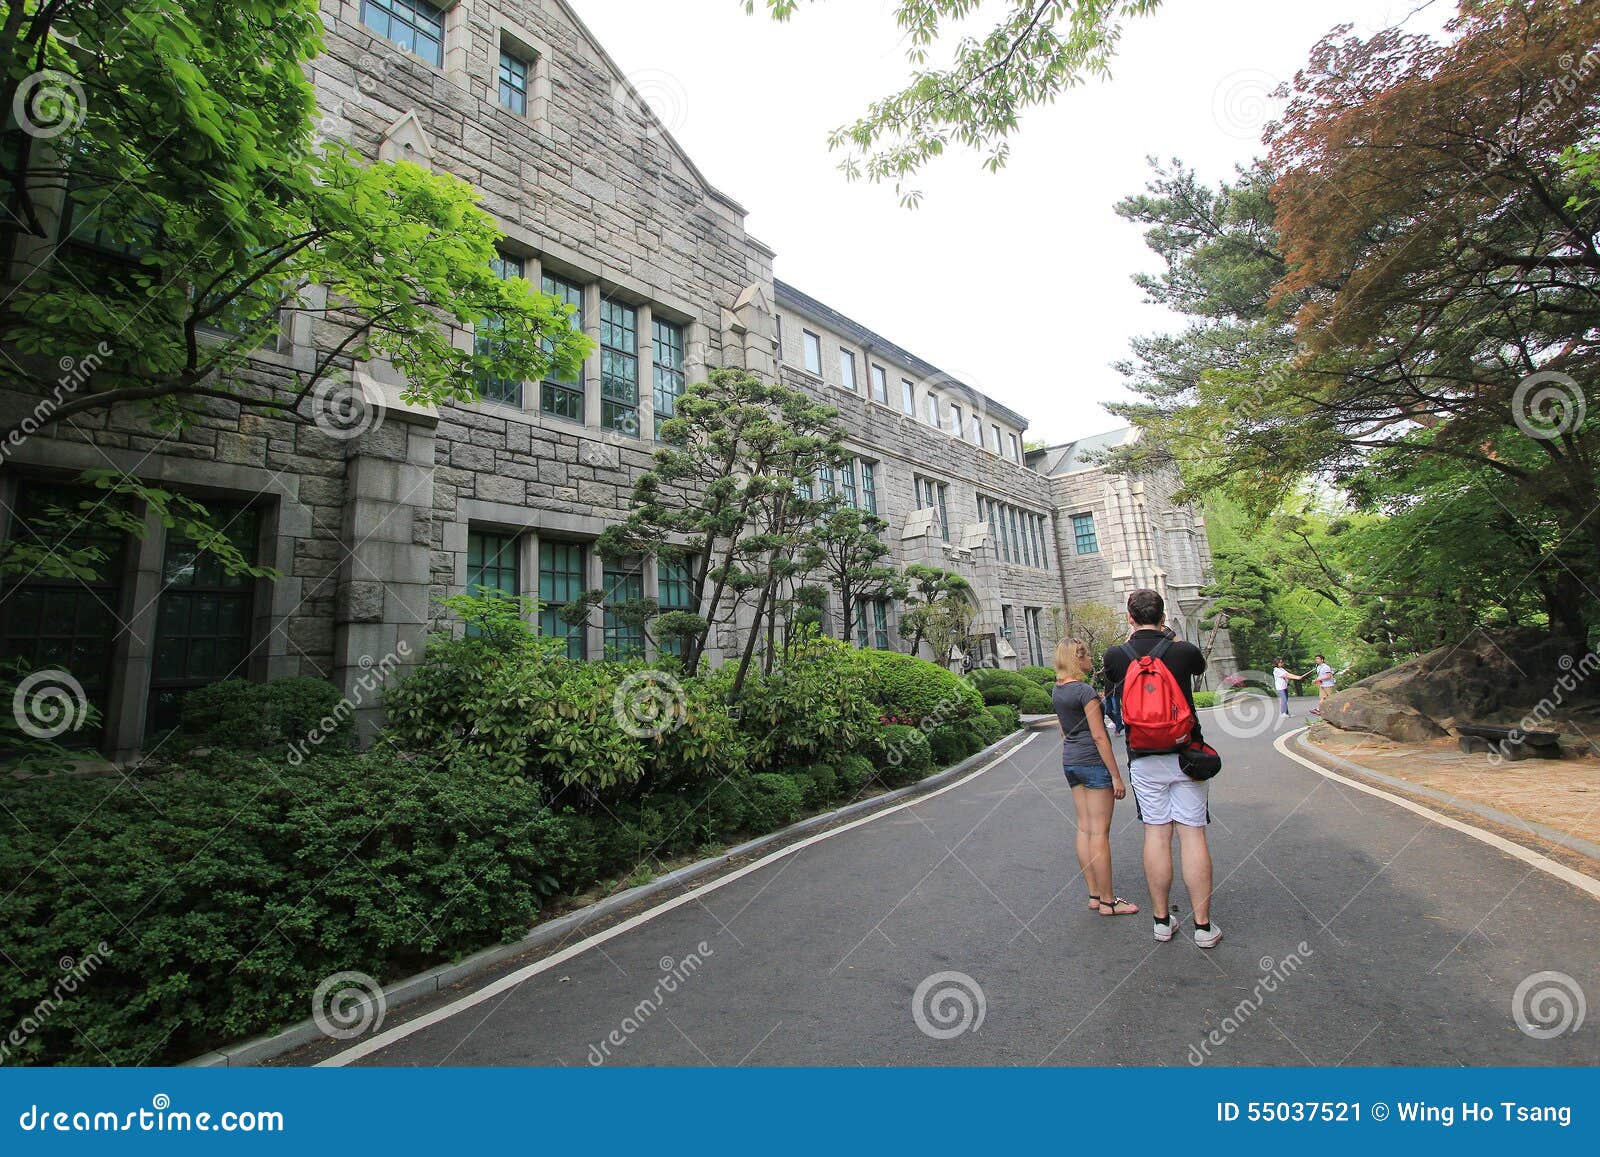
[1052,639,1138,916]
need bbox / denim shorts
[1063,763,1114,790]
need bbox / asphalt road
[331,699,1600,1066]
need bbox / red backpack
[1116,639,1195,754]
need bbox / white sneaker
[1194,922,1223,949]
[1153,918,1176,943]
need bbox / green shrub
[877,723,932,785]
[836,754,875,794]
[720,636,878,771]
[969,668,1035,707]
[0,750,578,1066]
[795,764,839,808]
[928,724,982,766]
[175,677,352,754]
[987,704,1021,733]
[1193,691,1219,709]
[1017,665,1057,687]
[744,772,805,830]
[967,709,1002,747]
[853,649,984,725]
[1017,686,1055,715]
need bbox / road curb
[1275,729,1600,902]
[186,727,1036,1068]
[1289,730,1600,863]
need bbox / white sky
[566,0,1449,445]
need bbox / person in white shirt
[1311,655,1336,715]
[1272,658,1306,717]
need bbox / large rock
[1323,685,1447,742]
[1322,629,1590,742]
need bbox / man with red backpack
[1103,589,1221,949]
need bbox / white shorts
[1129,753,1209,827]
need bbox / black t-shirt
[1103,629,1207,746]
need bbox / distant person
[1105,589,1220,948]
[1052,639,1137,917]
[1272,658,1307,717]
[1311,655,1336,716]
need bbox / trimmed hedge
[1193,691,1219,709]
[0,751,581,1067]
[1017,665,1057,687]
[175,677,352,755]
[987,704,1022,733]
[1017,686,1055,715]
[854,648,984,725]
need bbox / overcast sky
[566,0,1448,446]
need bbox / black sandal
[1087,894,1101,910]
[1098,897,1140,916]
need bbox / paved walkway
[315,700,1599,1066]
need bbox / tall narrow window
[860,460,878,514]
[969,415,982,444]
[901,379,915,414]
[498,49,530,115]
[360,0,445,67]
[602,558,645,660]
[467,531,519,598]
[870,365,888,404]
[657,554,695,659]
[0,484,128,747]
[652,318,686,439]
[991,424,1002,454]
[540,272,585,421]
[839,350,857,392]
[950,403,962,436]
[1026,607,1044,666]
[839,458,859,509]
[148,507,261,734]
[818,462,835,501]
[1072,513,1099,555]
[917,477,949,542]
[476,253,526,406]
[1008,433,1021,462]
[1001,605,1014,640]
[803,330,822,375]
[539,541,587,659]
[925,393,940,427]
[600,299,639,434]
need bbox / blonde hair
[1054,638,1093,683]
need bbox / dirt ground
[1306,722,1600,851]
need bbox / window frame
[359,0,445,68]
[901,379,916,415]
[540,271,585,422]
[802,330,823,376]
[652,316,686,439]
[1072,512,1100,555]
[538,540,588,659]
[870,364,888,404]
[838,349,857,393]
[600,297,640,435]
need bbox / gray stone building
[1032,429,1235,683]
[0,0,1222,759]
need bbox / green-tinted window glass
[476,253,525,406]
[602,559,645,660]
[148,507,261,734]
[539,541,587,660]
[541,273,585,421]
[652,318,685,439]
[600,300,639,435]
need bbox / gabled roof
[773,280,1030,430]
[1030,427,1139,476]
[553,0,752,218]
